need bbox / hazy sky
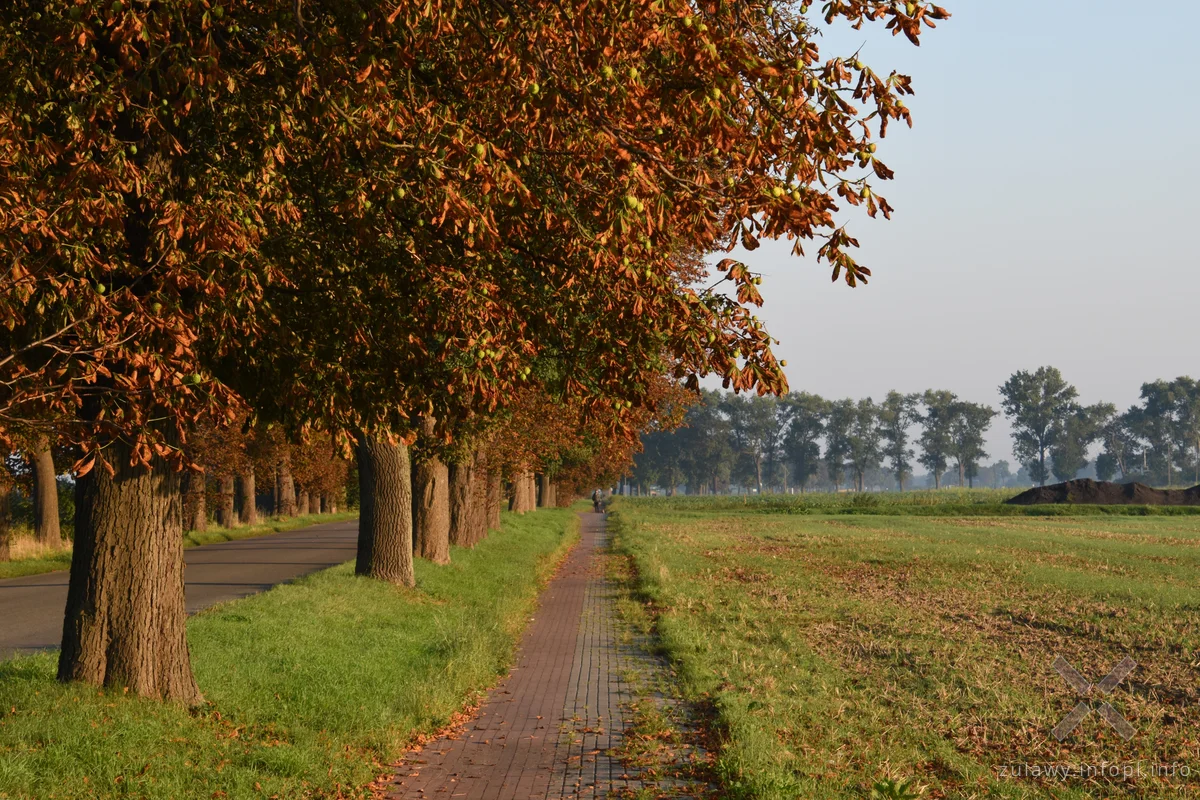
[726,0,1200,466]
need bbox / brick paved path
[384,512,700,799]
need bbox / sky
[722,0,1200,467]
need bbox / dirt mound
[1007,478,1200,506]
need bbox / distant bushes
[6,476,75,540]
[618,489,1200,517]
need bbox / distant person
[592,489,602,513]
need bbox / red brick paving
[384,512,643,799]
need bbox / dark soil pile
[1007,478,1200,506]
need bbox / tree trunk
[58,438,201,704]
[526,472,538,511]
[546,480,557,508]
[217,475,236,528]
[511,470,536,514]
[354,432,414,586]
[184,471,206,533]
[238,472,257,525]
[276,458,297,517]
[537,473,551,508]
[30,439,61,543]
[513,474,527,513]
[487,469,502,531]
[448,459,473,547]
[959,462,965,487]
[413,452,451,565]
[297,489,310,516]
[467,451,489,544]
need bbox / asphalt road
[0,518,358,660]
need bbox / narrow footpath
[0,518,357,660]
[384,512,712,800]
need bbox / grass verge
[0,512,359,580]
[0,508,579,799]
[0,536,73,580]
[612,500,1200,799]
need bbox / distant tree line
[632,366,1200,494]
[633,388,999,494]
[1000,367,1200,488]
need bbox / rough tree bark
[413,449,451,565]
[58,438,201,704]
[30,439,61,543]
[217,475,236,528]
[487,468,502,531]
[238,472,256,524]
[354,432,414,586]
[468,451,489,544]
[537,473,551,508]
[510,470,536,514]
[183,471,207,533]
[520,472,535,510]
[448,459,473,548]
[297,489,310,516]
[276,458,297,517]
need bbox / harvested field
[613,500,1200,800]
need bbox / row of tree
[0,1,945,702]
[0,423,351,557]
[1000,367,1200,488]
[635,388,996,493]
[634,367,1200,494]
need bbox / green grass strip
[0,549,74,581]
[0,508,579,799]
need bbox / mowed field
[613,497,1200,799]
